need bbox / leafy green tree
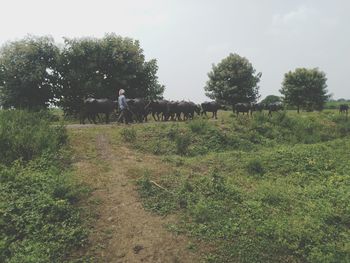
[280,68,329,113]
[204,53,261,105]
[0,36,60,110]
[57,34,164,114]
[261,95,281,105]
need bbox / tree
[261,95,281,105]
[280,68,329,113]
[204,53,261,105]
[0,36,60,110]
[57,34,164,115]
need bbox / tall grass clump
[0,110,67,165]
[188,119,210,134]
[175,132,191,155]
[0,110,87,262]
[120,127,137,142]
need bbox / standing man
[118,89,130,124]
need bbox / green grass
[0,110,88,263]
[132,110,350,263]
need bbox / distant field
[325,101,350,109]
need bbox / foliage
[0,110,87,262]
[204,53,261,105]
[246,159,265,176]
[260,95,281,105]
[0,36,60,110]
[0,110,67,165]
[175,132,191,155]
[0,161,87,263]
[120,127,137,142]
[57,34,164,115]
[280,68,329,112]
[0,34,164,114]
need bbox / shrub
[120,127,137,142]
[246,159,265,176]
[188,119,210,134]
[167,124,180,140]
[175,133,191,155]
[0,161,87,262]
[0,110,67,165]
[0,110,87,262]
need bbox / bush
[0,161,87,263]
[0,110,67,165]
[246,159,265,176]
[188,119,210,134]
[0,110,87,262]
[175,133,191,155]
[120,127,137,142]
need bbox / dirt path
[72,130,200,263]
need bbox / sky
[0,0,349,103]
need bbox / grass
[4,109,349,262]
[0,110,88,263]
[123,110,350,263]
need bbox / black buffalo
[177,101,200,120]
[167,101,182,121]
[201,101,220,119]
[80,98,117,124]
[234,103,251,116]
[251,103,264,113]
[339,104,349,115]
[267,102,283,116]
[145,100,169,121]
[126,98,149,122]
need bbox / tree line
[0,34,164,114]
[0,34,330,114]
[205,53,329,112]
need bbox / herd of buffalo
[79,98,349,124]
[79,98,286,124]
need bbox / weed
[246,159,265,176]
[120,127,136,142]
[188,119,210,134]
[175,133,191,155]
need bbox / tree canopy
[0,34,164,113]
[261,95,281,105]
[57,34,164,114]
[204,53,261,105]
[280,68,329,112]
[0,36,60,110]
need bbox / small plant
[188,119,210,134]
[175,133,191,155]
[167,124,179,140]
[121,127,136,142]
[246,159,265,176]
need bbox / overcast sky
[1,0,349,102]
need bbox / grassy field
[2,109,349,262]
[117,109,350,262]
